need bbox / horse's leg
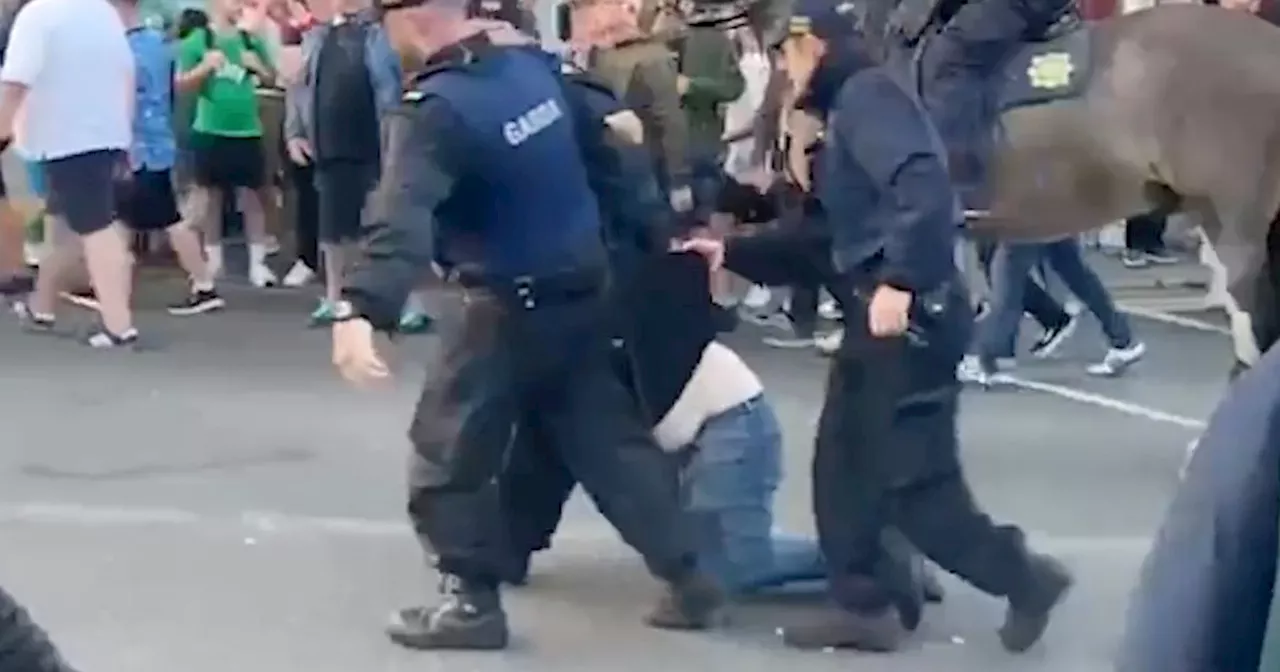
[1197,223,1265,377]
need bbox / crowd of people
[6,0,1279,665]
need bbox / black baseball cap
[789,0,858,40]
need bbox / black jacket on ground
[611,251,717,426]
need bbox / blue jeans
[977,239,1133,366]
[684,395,825,593]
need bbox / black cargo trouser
[500,419,579,558]
[406,274,694,587]
[817,280,1037,612]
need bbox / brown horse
[786,3,1280,374]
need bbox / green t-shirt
[178,28,273,138]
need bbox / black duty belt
[453,267,606,309]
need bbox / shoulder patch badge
[1027,52,1074,89]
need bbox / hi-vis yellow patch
[1027,52,1074,89]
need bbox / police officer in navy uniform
[888,0,1073,209]
[680,0,1072,653]
[329,4,723,651]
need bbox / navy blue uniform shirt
[343,38,612,329]
[817,63,960,293]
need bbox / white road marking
[1118,303,1231,335]
[996,375,1207,430]
[0,501,1154,554]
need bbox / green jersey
[178,28,273,138]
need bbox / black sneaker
[386,576,509,650]
[1029,313,1079,359]
[59,288,99,311]
[167,289,225,316]
[84,327,139,349]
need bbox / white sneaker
[817,299,842,321]
[249,263,278,288]
[1085,341,1146,377]
[742,285,772,309]
[282,260,316,287]
[815,329,843,356]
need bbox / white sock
[192,279,214,292]
[248,243,268,267]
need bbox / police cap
[789,0,858,41]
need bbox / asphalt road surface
[0,282,1222,672]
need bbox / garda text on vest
[503,99,563,146]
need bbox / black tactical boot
[643,570,725,630]
[386,575,509,650]
[782,604,907,652]
[999,553,1074,653]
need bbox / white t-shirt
[721,47,771,182]
[1,0,132,160]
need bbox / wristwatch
[331,300,360,322]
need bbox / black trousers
[817,284,1036,612]
[976,240,1069,331]
[287,161,319,271]
[1124,212,1167,254]
[406,278,694,587]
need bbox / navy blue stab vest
[416,48,605,278]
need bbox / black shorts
[43,149,125,236]
[190,133,265,190]
[315,161,378,244]
[116,169,181,232]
